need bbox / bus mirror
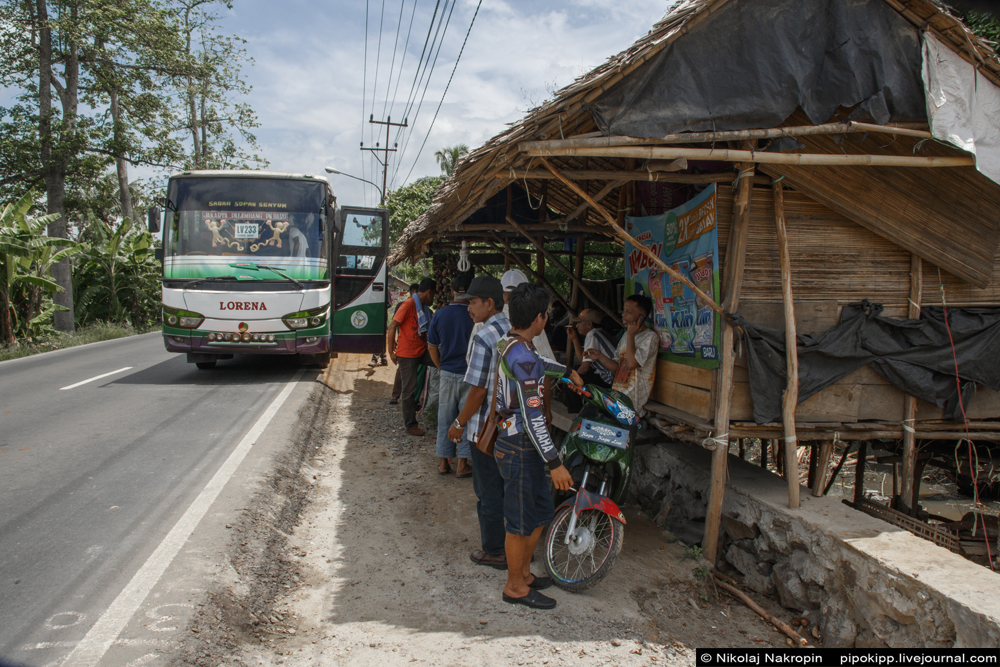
[147,207,161,233]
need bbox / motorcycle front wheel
[544,504,624,592]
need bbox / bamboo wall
[650,185,1000,424]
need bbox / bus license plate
[234,223,259,239]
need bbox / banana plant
[0,189,82,347]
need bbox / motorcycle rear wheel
[544,504,624,592]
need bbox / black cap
[465,276,504,308]
[452,273,472,294]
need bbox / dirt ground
[177,354,795,667]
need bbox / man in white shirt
[584,294,658,416]
[465,269,555,363]
[566,308,615,388]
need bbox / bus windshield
[164,177,329,281]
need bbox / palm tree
[434,144,470,177]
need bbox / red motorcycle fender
[557,489,627,525]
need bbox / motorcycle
[544,377,639,592]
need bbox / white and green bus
[151,170,389,369]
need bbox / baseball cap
[465,276,504,307]
[570,308,603,325]
[500,269,529,292]
[451,273,472,296]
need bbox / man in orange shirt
[387,278,437,435]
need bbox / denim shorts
[494,433,555,536]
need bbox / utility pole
[361,115,407,206]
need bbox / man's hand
[569,369,585,387]
[389,350,397,365]
[627,319,644,338]
[566,326,578,342]
[550,465,573,491]
[448,423,464,443]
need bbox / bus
[150,170,389,369]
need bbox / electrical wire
[387,0,420,123]
[381,0,409,120]
[362,0,370,207]
[390,0,456,187]
[399,0,482,186]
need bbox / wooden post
[812,442,833,497]
[505,216,623,327]
[760,441,768,469]
[899,253,923,515]
[773,180,801,509]
[702,160,755,563]
[571,235,585,309]
[854,442,868,504]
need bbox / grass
[0,322,160,362]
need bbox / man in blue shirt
[428,273,475,477]
[495,283,582,610]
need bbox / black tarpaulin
[589,0,927,138]
[733,301,1000,424]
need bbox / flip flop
[527,575,553,590]
[438,466,451,475]
[502,589,556,610]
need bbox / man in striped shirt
[447,276,509,570]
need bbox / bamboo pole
[537,157,724,315]
[487,238,574,314]
[518,121,932,152]
[524,145,974,168]
[505,215,623,327]
[714,576,811,647]
[571,234,585,309]
[774,180,801,509]
[855,442,868,504]
[493,169,740,184]
[702,160,755,564]
[812,442,833,497]
[900,253,923,515]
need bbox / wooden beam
[571,235,585,309]
[537,157,724,315]
[517,121,932,153]
[812,442,833,497]
[899,253,923,515]
[774,180,802,509]
[505,215,623,327]
[494,169,739,184]
[524,145,974,168]
[855,442,868,504]
[703,160,755,564]
[488,238,574,315]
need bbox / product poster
[624,183,721,369]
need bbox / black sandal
[502,589,556,609]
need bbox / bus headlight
[163,305,204,329]
[282,306,328,330]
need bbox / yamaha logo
[351,310,368,329]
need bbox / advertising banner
[625,184,721,369]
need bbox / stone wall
[630,441,1000,648]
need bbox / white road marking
[60,368,306,667]
[59,367,133,391]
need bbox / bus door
[330,207,389,354]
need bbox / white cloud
[204,0,668,206]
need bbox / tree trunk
[110,89,133,223]
[0,286,15,347]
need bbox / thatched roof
[389,0,1000,286]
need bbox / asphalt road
[0,333,313,666]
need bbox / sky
[216,0,670,208]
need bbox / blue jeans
[495,433,555,536]
[435,370,472,459]
[470,443,506,556]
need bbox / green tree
[0,189,83,346]
[433,144,469,177]
[964,12,1000,55]
[385,176,445,248]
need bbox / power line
[362,0,369,206]
[400,0,482,186]
[392,0,442,157]
[369,0,387,206]
[387,0,420,123]
[381,0,408,120]
[391,0,456,187]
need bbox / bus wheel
[311,352,332,368]
[196,361,217,370]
